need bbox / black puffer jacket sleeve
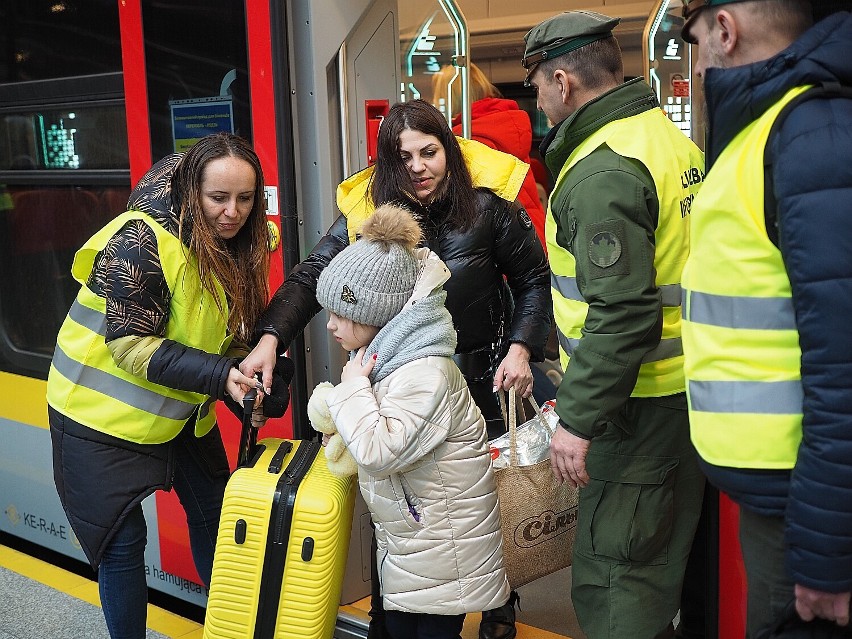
[255,214,350,351]
[490,195,552,362]
[97,219,236,400]
[147,341,236,399]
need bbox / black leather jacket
[258,188,551,368]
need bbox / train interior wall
[404,0,652,84]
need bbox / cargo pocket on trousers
[582,450,678,565]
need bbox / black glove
[261,356,295,418]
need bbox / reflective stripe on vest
[552,272,684,363]
[681,85,810,469]
[47,211,229,444]
[684,290,796,330]
[51,340,198,421]
[547,107,704,397]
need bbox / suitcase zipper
[254,440,321,639]
[270,441,319,543]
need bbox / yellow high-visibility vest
[336,137,529,239]
[47,211,231,444]
[681,85,811,468]
[547,107,704,396]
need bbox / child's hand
[341,347,376,382]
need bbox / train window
[0,184,128,374]
[0,104,128,171]
[0,70,129,376]
[0,1,121,82]
[141,0,251,160]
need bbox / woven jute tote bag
[494,389,579,589]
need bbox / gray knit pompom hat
[317,204,423,327]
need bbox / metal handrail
[438,0,470,139]
[337,41,351,178]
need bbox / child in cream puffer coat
[309,204,509,639]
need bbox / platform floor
[1,542,583,639]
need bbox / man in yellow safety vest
[680,0,852,634]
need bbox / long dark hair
[171,133,269,343]
[370,99,478,230]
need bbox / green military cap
[522,11,620,86]
[682,0,755,43]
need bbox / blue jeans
[98,432,227,639]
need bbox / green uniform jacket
[543,79,672,439]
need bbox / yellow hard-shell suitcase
[203,392,355,639]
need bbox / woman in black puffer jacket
[242,100,551,639]
[246,100,550,437]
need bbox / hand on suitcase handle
[242,386,258,414]
[226,366,263,404]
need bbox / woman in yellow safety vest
[46,132,288,639]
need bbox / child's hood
[400,248,450,311]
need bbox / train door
[285,0,400,432]
[282,3,401,632]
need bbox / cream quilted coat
[325,356,510,615]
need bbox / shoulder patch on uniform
[518,209,533,230]
[585,219,629,279]
[589,230,621,267]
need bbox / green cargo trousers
[571,393,705,639]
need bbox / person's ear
[716,9,739,55]
[554,69,571,105]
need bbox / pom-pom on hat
[317,204,422,327]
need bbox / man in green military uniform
[523,11,707,639]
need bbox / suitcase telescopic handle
[237,387,258,468]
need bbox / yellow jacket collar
[335,136,529,218]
